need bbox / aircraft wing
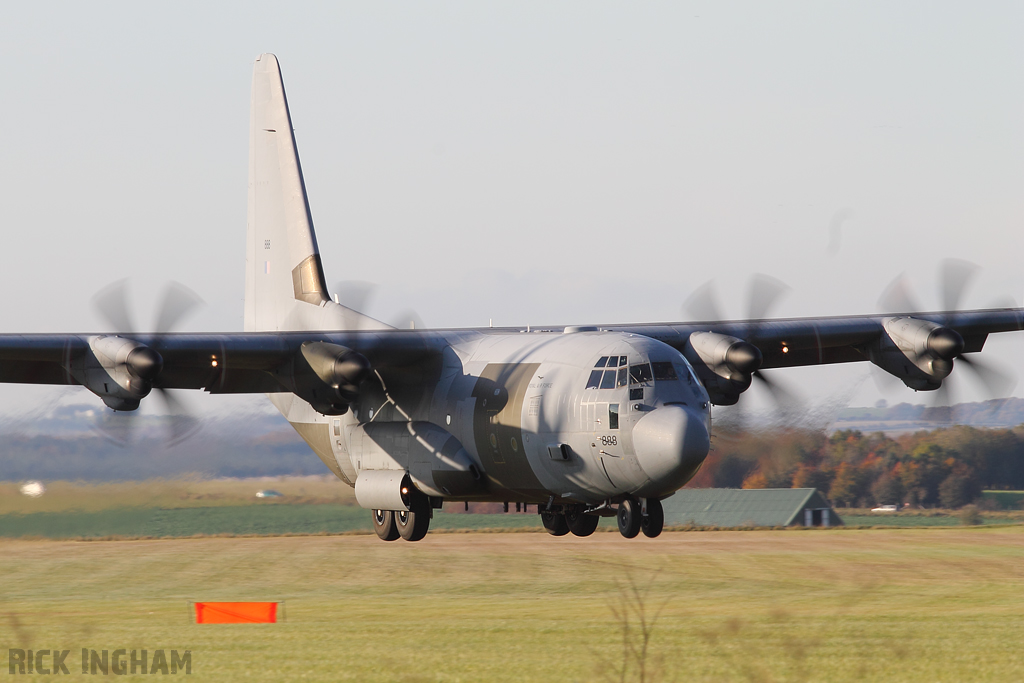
[606,307,1024,369]
[603,306,1024,403]
[0,305,1019,408]
[0,331,442,395]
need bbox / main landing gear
[373,502,431,542]
[542,506,600,537]
[617,498,663,539]
[539,500,659,538]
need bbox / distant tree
[899,443,953,506]
[741,471,768,489]
[791,465,832,492]
[829,463,864,507]
[938,466,981,509]
[712,453,757,488]
[871,471,904,506]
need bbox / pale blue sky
[0,2,1020,415]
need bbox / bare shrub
[597,571,668,683]
[959,504,983,526]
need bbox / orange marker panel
[194,601,278,624]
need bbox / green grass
[839,514,1003,527]
[982,490,1024,510]
[0,476,358,515]
[0,505,560,539]
[1,527,1023,681]
[0,477,562,539]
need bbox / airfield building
[661,488,842,528]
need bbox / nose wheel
[617,498,664,539]
[641,499,664,538]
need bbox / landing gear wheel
[541,510,570,536]
[566,507,600,537]
[373,509,400,541]
[641,499,664,538]
[617,498,642,539]
[395,506,430,542]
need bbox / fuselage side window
[630,363,653,384]
[609,404,619,429]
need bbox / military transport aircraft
[1,54,1021,542]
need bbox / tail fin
[244,54,385,332]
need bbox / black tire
[617,498,641,538]
[641,498,664,538]
[373,509,400,541]
[395,506,430,542]
[541,510,570,536]
[566,507,600,537]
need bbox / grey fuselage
[272,329,712,508]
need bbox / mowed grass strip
[0,505,553,539]
[1,528,1023,682]
[3,505,1019,540]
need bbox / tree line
[689,425,1024,508]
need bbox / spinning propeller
[877,259,1017,421]
[333,281,425,330]
[683,273,801,415]
[91,280,204,446]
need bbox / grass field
[1,527,1023,682]
[0,504,552,539]
[4,479,1023,541]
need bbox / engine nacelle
[66,336,163,411]
[277,341,371,415]
[347,421,484,506]
[683,331,762,405]
[869,317,964,390]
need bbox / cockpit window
[652,362,678,381]
[616,367,628,387]
[600,369,617,389]
[586,370,603,389]
[674,363,693,385]
[595,356,609,368]
[630,363,653,384]
[619,355,627,366]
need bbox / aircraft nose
[632,405,710,493]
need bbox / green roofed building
[662,488,842,528]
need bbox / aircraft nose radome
[632,406,710,493]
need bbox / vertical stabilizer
[244,54,385,332]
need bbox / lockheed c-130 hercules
[1,54,1021,542]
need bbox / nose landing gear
[617,498,664,539]
[640,499,664,538]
